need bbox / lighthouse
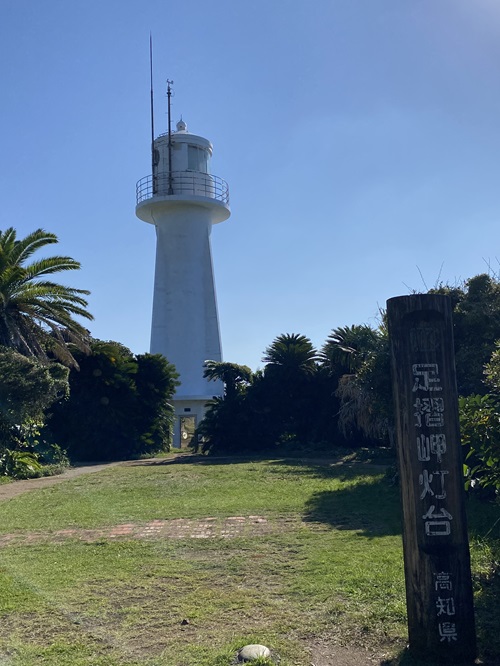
[135,88,230,447]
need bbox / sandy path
[0,460,129,502]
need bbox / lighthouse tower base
[172,398,213,449]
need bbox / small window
[187,145,210,173]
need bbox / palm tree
[321,324,393,445]
[262,333,318,377]
[261,334,318,444]
[0,227,93,367]
[320,324,381,375]
[203,360,253,399]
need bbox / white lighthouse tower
[136,86,230,446]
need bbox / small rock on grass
[238,644,272,662]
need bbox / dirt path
[0,460,129,502]
[0,453,211,502]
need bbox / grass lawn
[0,454,498,665]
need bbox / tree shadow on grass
[265,454,395,479]
[128,453,290,467]
[129,450,396,472]
[131,454,403,536]
[302,470,403,537]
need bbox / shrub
[0,449,42,479]
[459,394,500,496]
[47,340,179,461]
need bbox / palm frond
[9,228,59,266]
[0,227,93,367]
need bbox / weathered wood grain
[387,294,476,664]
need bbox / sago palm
[203,360,253,399]
[321,324,381,375]
[0,227,93,366]
[262,333,318,377]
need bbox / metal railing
[136,171,229,206]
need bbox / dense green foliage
[0,227,94,476]
[197,334,339,454]
[458,341,500,495]
[198,274,500,499]
[0,347,70,478]
[0,346,69,427]
[322,324,393,445]
[460,394,500,495]
[47,340,179,461]
[0,227,93,367]
[432,274,500,396]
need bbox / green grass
[0,456,498,665]
[0,461,399,533]
[0,458,402,532]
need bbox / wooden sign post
[387,294,476,664]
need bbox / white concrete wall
[155,130,212,174]
[137,124,229,429]
[150,202,224,401]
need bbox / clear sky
[2,0,500,370]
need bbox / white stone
[238,644,272,662]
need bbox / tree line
[0,228,178,477]
[199,274,500,497]
[1,226,499,497]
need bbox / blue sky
[2,0,500,370]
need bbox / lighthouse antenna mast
[167,79,174,195]
[149,34,157,194]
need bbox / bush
[0,449,42,479]
[459,394,500,496]
[0,420,70,480]
[47,340,179,461]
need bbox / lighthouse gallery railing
[136,172,229,206]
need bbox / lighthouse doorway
[179,416,196,448]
